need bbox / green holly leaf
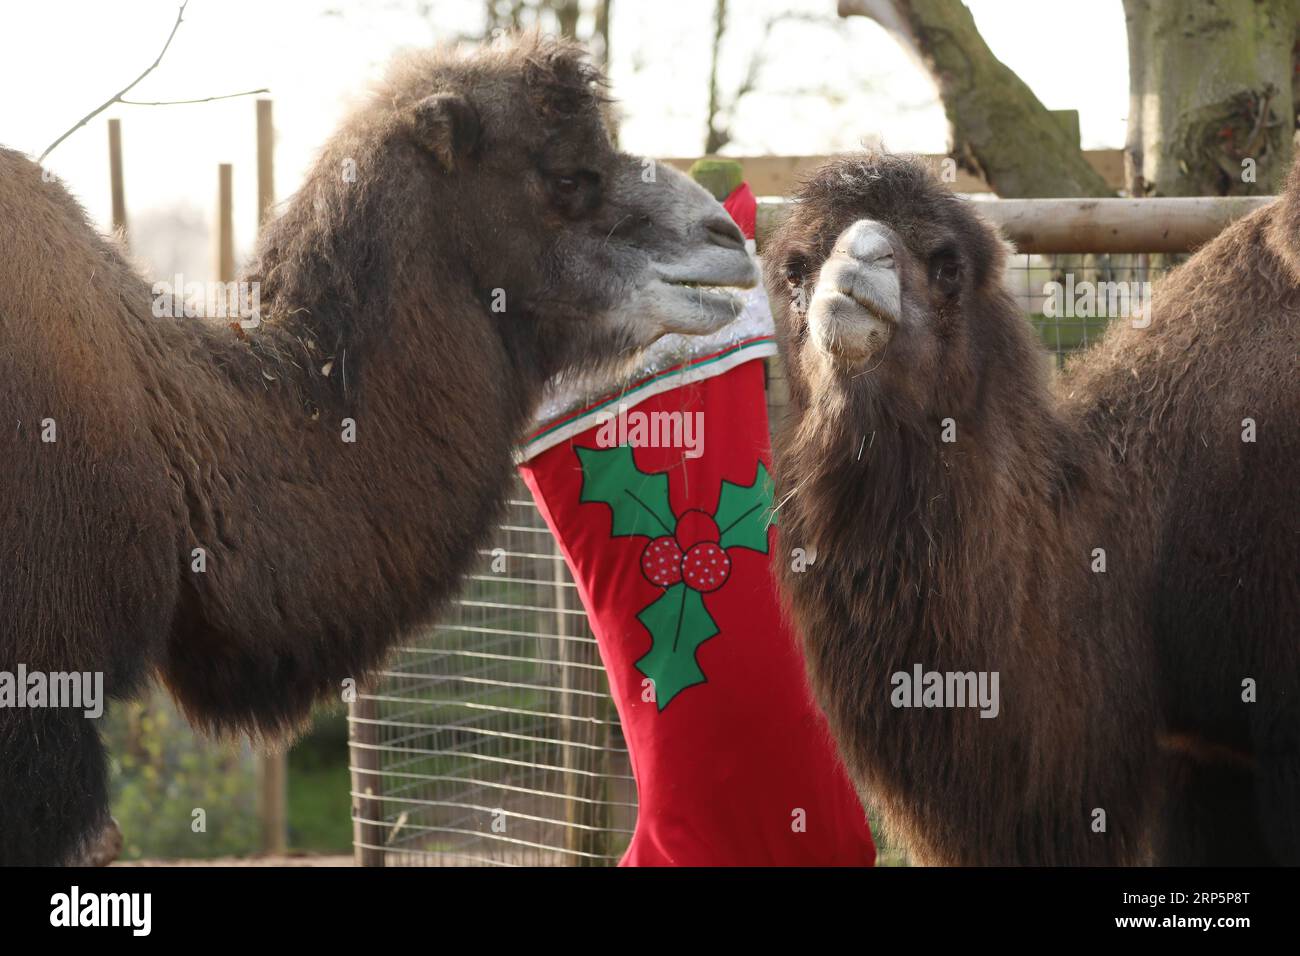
[713,461,775,552]
[576,445,676,538]
[635,584,718,710]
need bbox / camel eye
[547,169,601,216]
[550,169,599,195]
[930,253,962,295]
[784,257,807,289]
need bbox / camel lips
[668,281,744,310]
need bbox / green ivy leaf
[577,445,676,538]
[635,584,719,710]
[714,461,775,552]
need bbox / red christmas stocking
[519,356,875,866]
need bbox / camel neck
[783,371,1096,629]
[139,145,546,670]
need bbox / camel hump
[0,146,89,236]
[0,145,41,180]
[0,145,143,331]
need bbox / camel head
[764,152,1017,415]
[377,35,757,370]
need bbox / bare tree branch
[119,88,269,107]
[839,0,1112,197]
[39,1,190,162]
[706,9,850,155]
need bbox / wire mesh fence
[349,249,1179,866]
[349,495,636,866]
[1013,252,1180,365]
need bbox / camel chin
[807,291,895,368]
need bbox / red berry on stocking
[682,541,731,593]
[674,509,720,550]
[641,535,684,587]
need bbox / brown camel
[765,151,1298,865]
[0,35,756,865]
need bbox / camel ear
[409,93,480,173]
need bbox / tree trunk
[839,0,1113,197]
[556,0,580,39]
[705,0,729,154]
[593,0,612,65]
[1124,0,1297,196]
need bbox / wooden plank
[755,195,1272,254]
[1085,149,1127,194]
[661,149,1128,196]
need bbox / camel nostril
[705,215,745,252]
[838,229,896,268]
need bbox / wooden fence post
[557,540,610,865]
[107,118,127,241]
[221,143,289,855]
[349,692,386,866]
[215,163,235,283]
[256,99,275,228]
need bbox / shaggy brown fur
[0,35,752,865]
[766,151,1298,865]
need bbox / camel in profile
[0,35,756,865]
[766,151,1297,865]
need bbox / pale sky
[1,0,1128,275]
